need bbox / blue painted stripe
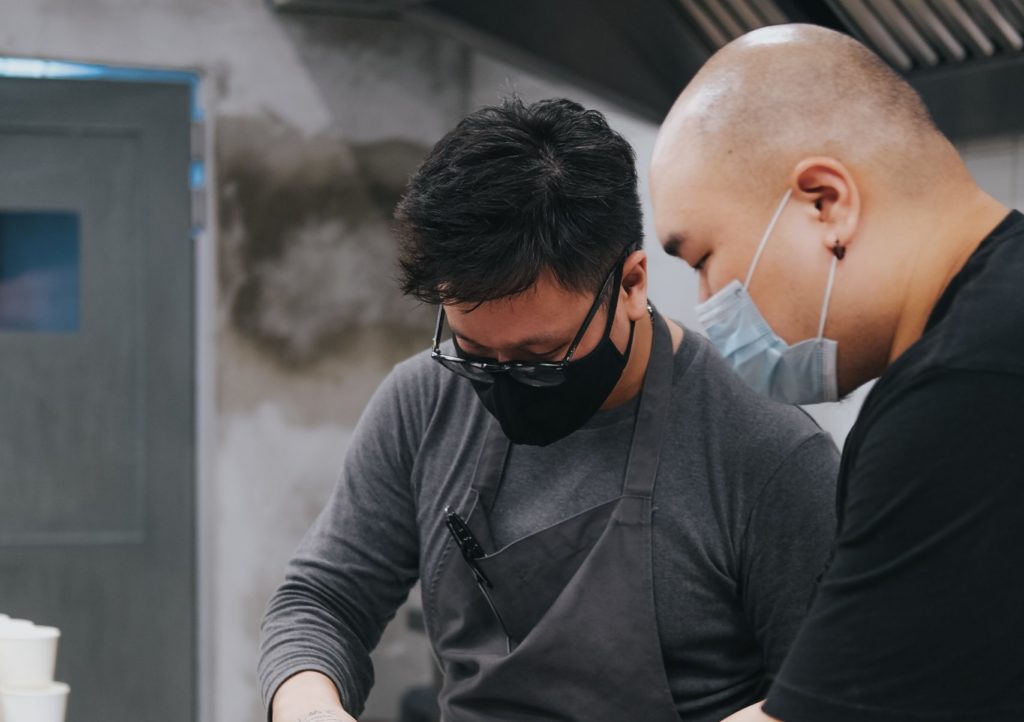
[0,57,204,121]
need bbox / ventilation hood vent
[273,0,1024,139]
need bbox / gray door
[0,78,194,720]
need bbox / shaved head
[654,24,960,205]
[650,23,1005,397]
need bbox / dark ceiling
[274,0,1024,140]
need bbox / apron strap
[621,307,674,499]
[475,418,511,512]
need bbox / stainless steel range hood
[273,0,1024,139]
[675,1,1024,71]
[830,0,1023,70]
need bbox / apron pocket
[474,497,618,643]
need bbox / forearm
[271,671,357,722]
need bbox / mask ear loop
[744,188,793,289]
[817,252,840,340]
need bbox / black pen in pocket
[444,507,493,589]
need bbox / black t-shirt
[764,210,1024,722]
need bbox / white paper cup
[0,682,69,722]
[0,625,60,688]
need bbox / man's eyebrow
[448,324,565,351]
[450,329,486,347]
[663,233,686,257]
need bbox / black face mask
[464,287,636,447]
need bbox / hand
[721,700,782,722]
[296,713,355,722]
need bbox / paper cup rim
[0,681,70,696]
[0,625,60,640]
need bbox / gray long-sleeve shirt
[259,328,839,722]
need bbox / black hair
[395,97,643,305]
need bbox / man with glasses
[259,97,839,722]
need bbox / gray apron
[431,310,680,722]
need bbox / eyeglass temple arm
[563,263,623,364]
[432,305,446,349]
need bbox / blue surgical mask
[695,189,840,405]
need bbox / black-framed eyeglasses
[431,253,625,388]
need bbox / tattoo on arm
[298,712,347,722]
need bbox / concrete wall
[959,134,1024,210]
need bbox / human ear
[620,250,649,321]
[790,157,861,255]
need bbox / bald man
[651,23,1024,722]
